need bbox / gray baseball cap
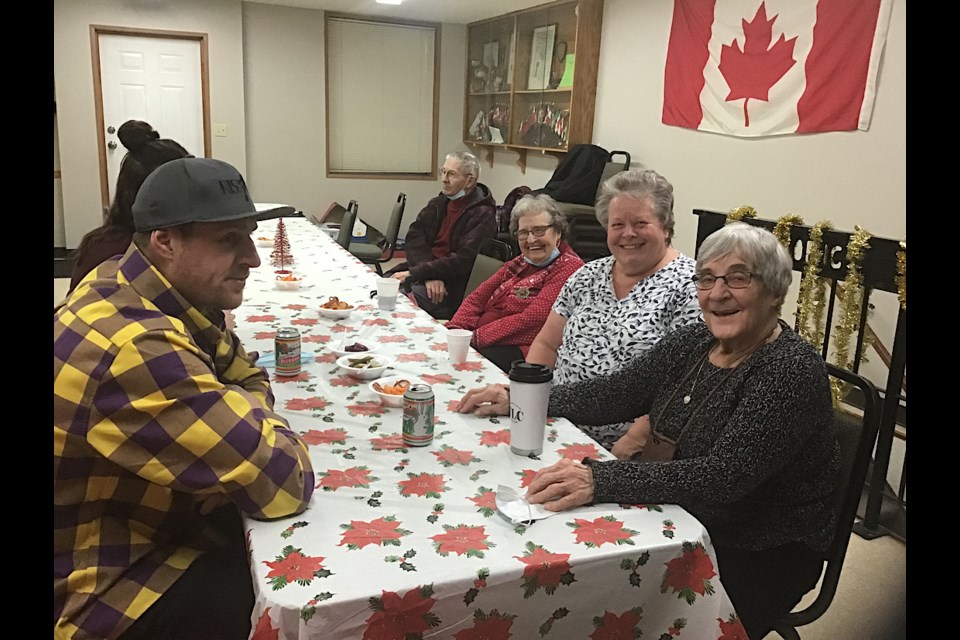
[132,157,277,231]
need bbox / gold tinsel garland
[725,205,758,224]
[829,225,872,404]
[795,221,832,349]
[896,241,906,310]
[772,214,804,249]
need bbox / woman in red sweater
[447,194,584,372]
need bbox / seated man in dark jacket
[386,151,497,319]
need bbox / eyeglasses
[691,271,755,290]
[439,169,462,179]
[514,225,553,240]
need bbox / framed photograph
[482,41,499,69]
[527,24,557,90]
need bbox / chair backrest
[383,193,407,246]
[593,150,632,199]
[336,201,358,249]
[773,363,880,640]
[462,238,513,299]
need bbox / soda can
[402,384,435,447]
[275,327,301,377]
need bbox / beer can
[275,327,301,377]
[402,384,435,447]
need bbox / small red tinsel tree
[271,219,294,268]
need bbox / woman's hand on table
[526,459,594,512]
[611,415,652,460]
[456,384,509,416]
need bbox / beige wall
[54,0,247,248]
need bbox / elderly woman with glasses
[446,193,584,373]
[457,223,840,640]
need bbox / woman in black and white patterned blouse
[524,168,702,449]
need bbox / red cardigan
[446,242,584,356]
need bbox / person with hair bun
[68,120,191,293]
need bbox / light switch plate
[214,123,227,137]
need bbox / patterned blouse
[551,253,702,447]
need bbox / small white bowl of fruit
[369,376,419,407]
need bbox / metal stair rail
[693,210,906,540]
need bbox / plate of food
[329,338,380,358]
[336,354,393,380]
[369,375,420,407]
[318,296,355,319]
[275,272,304,291]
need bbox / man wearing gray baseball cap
[54,157,315,640]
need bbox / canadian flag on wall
[662,0,893,137]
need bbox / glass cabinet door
[465,17,515,147]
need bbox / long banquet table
[235,217,744,639]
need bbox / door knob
[108,141,118,150]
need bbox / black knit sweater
[548,320,840,553]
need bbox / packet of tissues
[495,484,559,525]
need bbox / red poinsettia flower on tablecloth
[717,615,749,640]
[398,472,447,498]
[254,331,277,340]
[364,584,439,640]
[589,608,642,640]
[454,361,484,372]
[421,373,454,385]
[250,607,279,640]
[284,397,330,412]
[339,515,411,550]
[347,401,387,417]
[446,400,461,413]
[363,318,390,327]
[392,311,416,319]
[315,352,338,363]
[479,429,511,447]
[330,323,351,333]
[569,516,638,548]
[273,371,310,383]
[302,334,332,344]
[431,524,494,557]
[263,549,327,586]
[291,317,318,326]
[469,488,497,516]
[318,466,375,491]
[556,442,602,461]
[515,542,574,597]
[370,433,405,451]
[662,541,717,604]
[331,375,362,387]
[379,335,408,343]
[432,445,479,467]
[411,326,436,334]
[518,469,538,488]
[430,342,448,351]
[453,610,516,640]
[301,427,347,445]
[285,304,307,310]
[247,315,277,323]
[397,353,430,363]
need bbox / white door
[98,34,204,203]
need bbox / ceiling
[244,0,550,25]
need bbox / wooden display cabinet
[463,0,603,172]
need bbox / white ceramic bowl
[318,304,355,319]
[275,275,303,291]
[329,338,380,358]
[337,354,392,380]
[368,375,420,407]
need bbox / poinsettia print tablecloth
[236,218,745,640]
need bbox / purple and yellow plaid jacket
[54,246,315,639]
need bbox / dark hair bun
[117,120,161,153]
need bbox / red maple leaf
[718,2,797,127]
